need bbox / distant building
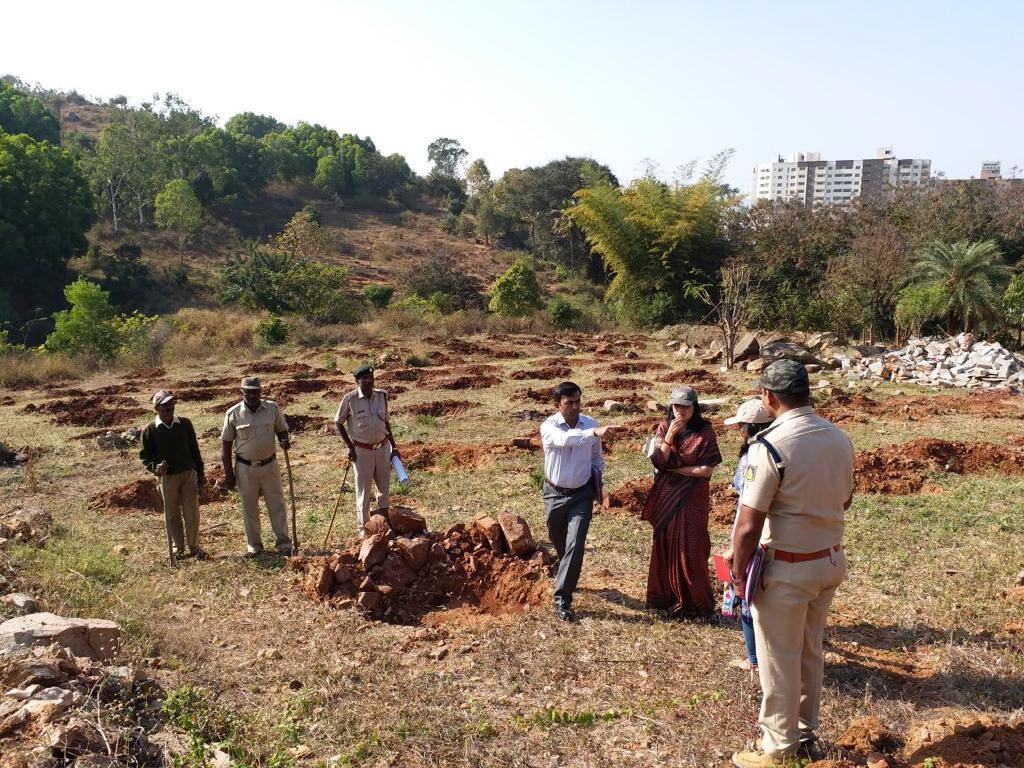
[752,147,931,205]
[980,161,1001,180]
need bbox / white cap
[723,398,772,426]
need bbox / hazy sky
[5,1,1022,195]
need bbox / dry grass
[0,348,88,388]
[2,334,1023,767]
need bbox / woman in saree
[641,386,722,620]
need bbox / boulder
[732,333,760,363]
[21,686,75,720]
[1,593,39,614]
[395,536,431,571]
[473,515,504,551]
[603,400,626,413]
[497,512,535,557]
[851,344,887,359]
[331,561,353,585]
[364,514,391,537]
[0,613,120,661]
[375,553,416,592]
[429,542,447,564]
[746,358,767,373]
[356,591,384,616]
[760,340,820,365]
[387,507,427,535]
[358,534,388,568]
[44,716,110,754]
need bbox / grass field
[2,332,1023,767]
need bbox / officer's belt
[353,439,387,450]
[773,544,842,563]
[235,455,275,467]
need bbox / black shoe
[244,549,265,558]
[276,547,294,557]
[192,549,209,561]
[554,604,577,622]
[796,736,825,762]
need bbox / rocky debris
[732,333,760,363]
[94,427,141,450]
[0,613,120,661]
[291,511,551,625]
[358,534,388,568]
[1,593,39,614]
[759,340,820,365]
[0,508,53,545]
[388,506,427,535]
[842,333,1024,392]
[603,399,626,413]
[364,514,390,537]
[836,716,901,755]
[902,713,1023,767]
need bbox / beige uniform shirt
[334,388,389,445]
[220,400,288,461]
[739,406,854,553]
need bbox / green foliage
[162,684,239,768]
[427,137,468,177]
[402,254,487,312]
[224,111,286,139]
[363,284,395,309]
[256,315,288,345]
[895,282,948,337]
[274,208,331,259]
[44,278,156,360]
[547,296,581,329]
[909,239,1011,332]
[1001,273,1024,339]
[616,291,674,329]
[0,83,60,143]
[489,261,543,316]
[260,131,308,182]
[154,179,203,249]
[90,242,152,306]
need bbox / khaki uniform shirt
[739,406,854,553]
[334,388,389,445]
[220,400,288,461]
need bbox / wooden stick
[322,461,350,549]
[283,447,298,554]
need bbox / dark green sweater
[139,417,204,478]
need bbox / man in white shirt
[540,381,614,622]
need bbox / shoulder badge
[743,465,757,482]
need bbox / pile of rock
[0,613,170,766]
[294,507,552,625]
[843,333,1024,392]
[0,442,29,468]
[0,508,53,549]
[94,427,141,451]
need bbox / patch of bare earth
[22,396,147,427]
[819,390,1024,426]
[405,400,480,418]
[854,439,1024,494]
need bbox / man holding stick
[139,390,207,561]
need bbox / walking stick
[283,446,299,554]
[323,460,351,549]
[159,472,174,567]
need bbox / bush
[489,261,543,317]
[548,296,581,329]
[401,254,486,312]
[162,263,190,288]
[44,279,157,360]
[363,284,394,309]
[256,315,288,345]
[615,292,674,329]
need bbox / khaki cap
[152,390,175,409]
[241,376,262,390]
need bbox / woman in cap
[722,399,774,671]
[641,387,722,620]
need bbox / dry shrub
[0,349,88,388]
[160,308,258,362]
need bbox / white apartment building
[752,148,931,205]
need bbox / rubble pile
[292,507,553,625]
[0,614,170,767]
[844,333,1024,392]
[0,509,53,549]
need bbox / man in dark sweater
[139,390,207,559]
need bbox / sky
[4,0,1022,195]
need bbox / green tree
[489,261,543,316]
[0,83,60,143]
[909,239,1012,333]
[1002,273,1024,346]
[466,158,492,196]
[154,179,203,256]
[274,208,332,259]
[44,279,121,359]
[427,137,467,178]
[224,112,285,139]
[895,283,948,339]
[260,132,308,182]
[402,254,486,312]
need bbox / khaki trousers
[353,443,392,528]
[160,469,200,555]
[235,458,291,553]
[751,548,846,756]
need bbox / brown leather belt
[353,439,387,450]
[235,455,275,467]
[773,544,842,563]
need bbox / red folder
[712,555,731,583]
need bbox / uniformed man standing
[728,360,854,767]
[221,376,293,556]
[334,364,399,538]
[139,390,207,560]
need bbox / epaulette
[754,432,786,483]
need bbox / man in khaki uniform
[334,364,399,537]
[728,360,854,767]
[221,376,293,556]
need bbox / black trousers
[543,481,593,606]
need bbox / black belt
[236,455,275,467]
[544,477,588,494]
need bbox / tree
[895,283,948,340]
[225,112,286,139]
[466,158,492,196]
[402,254,486,312]
[699,262,762,369]
[0,132,95,294]
[0,84,60,143]
[1002,273,1024,347]
[427,137,467,178]
[44,279,121,359]
[489,261,543,317]
[274,208,332,259]
[260,132,308,182]
[154,179,203,256]
[909,240,1012,333]
[92,106,166,227]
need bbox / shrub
[548,296,581,329]
[489,261,543,317]
[162,263,190,288]
[44,279,122,359]
[256,315,288,345]
[401,254,486,312]
[363,284,395,309]
[615,292,674,329]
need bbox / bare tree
[698,261,761,369]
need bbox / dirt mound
[89,479,162,513]
[435,374,501,390]
[129,366,166,378]
[406,400,480,418]
[249,361,315,374]
[291,511,553,625]
[594,376,648,390]
[600,417,662,449]
[171,385,234,402]
[444,339,521,359]
[820,390,1024,425]
[510,366,573,380]
[515,386,553,404]
[603,476,653,516]
[22,396,146,427]
[854,439,1024,494]
[286,414,329,433]
[652,368,731,393]
[603,361,669,374]
[402,437,539,471]
[709,482,736,526]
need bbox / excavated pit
[88,466,229,513]
[405,400,480,418]
[22,396,147,428]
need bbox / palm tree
[910,240,1012,333]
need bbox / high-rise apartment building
[752,148,931,204]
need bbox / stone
[646,399,661,412]
[0,613,120,661]
[21,686,75,720]
[331,561,353,585]
[45,716,108,754]
[473,515,504,551]
[359,533,388,568]
[760,340,820,365]
[112,545,129,556]
[2,658,65,687]
[1017,570,1024,587]
[803,364,821,374]
[356,591,383,615]
[603,399,626,413]
[866,753,889,768]
[852,344,888,359]
[257,647,283,660]
[395,536,431,570]
[376,553,416,592]
[835,715,899,755]
[364,513,390,537]
[387,506,427,535]
[429,542,447,564]
[307,561,333,598]
[1,593,39,614]
[497,512,535,557]
[732,332,760,363]
[746,358,766,373]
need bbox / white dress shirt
[540,412,605,490]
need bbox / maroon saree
[641,421,722,617]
